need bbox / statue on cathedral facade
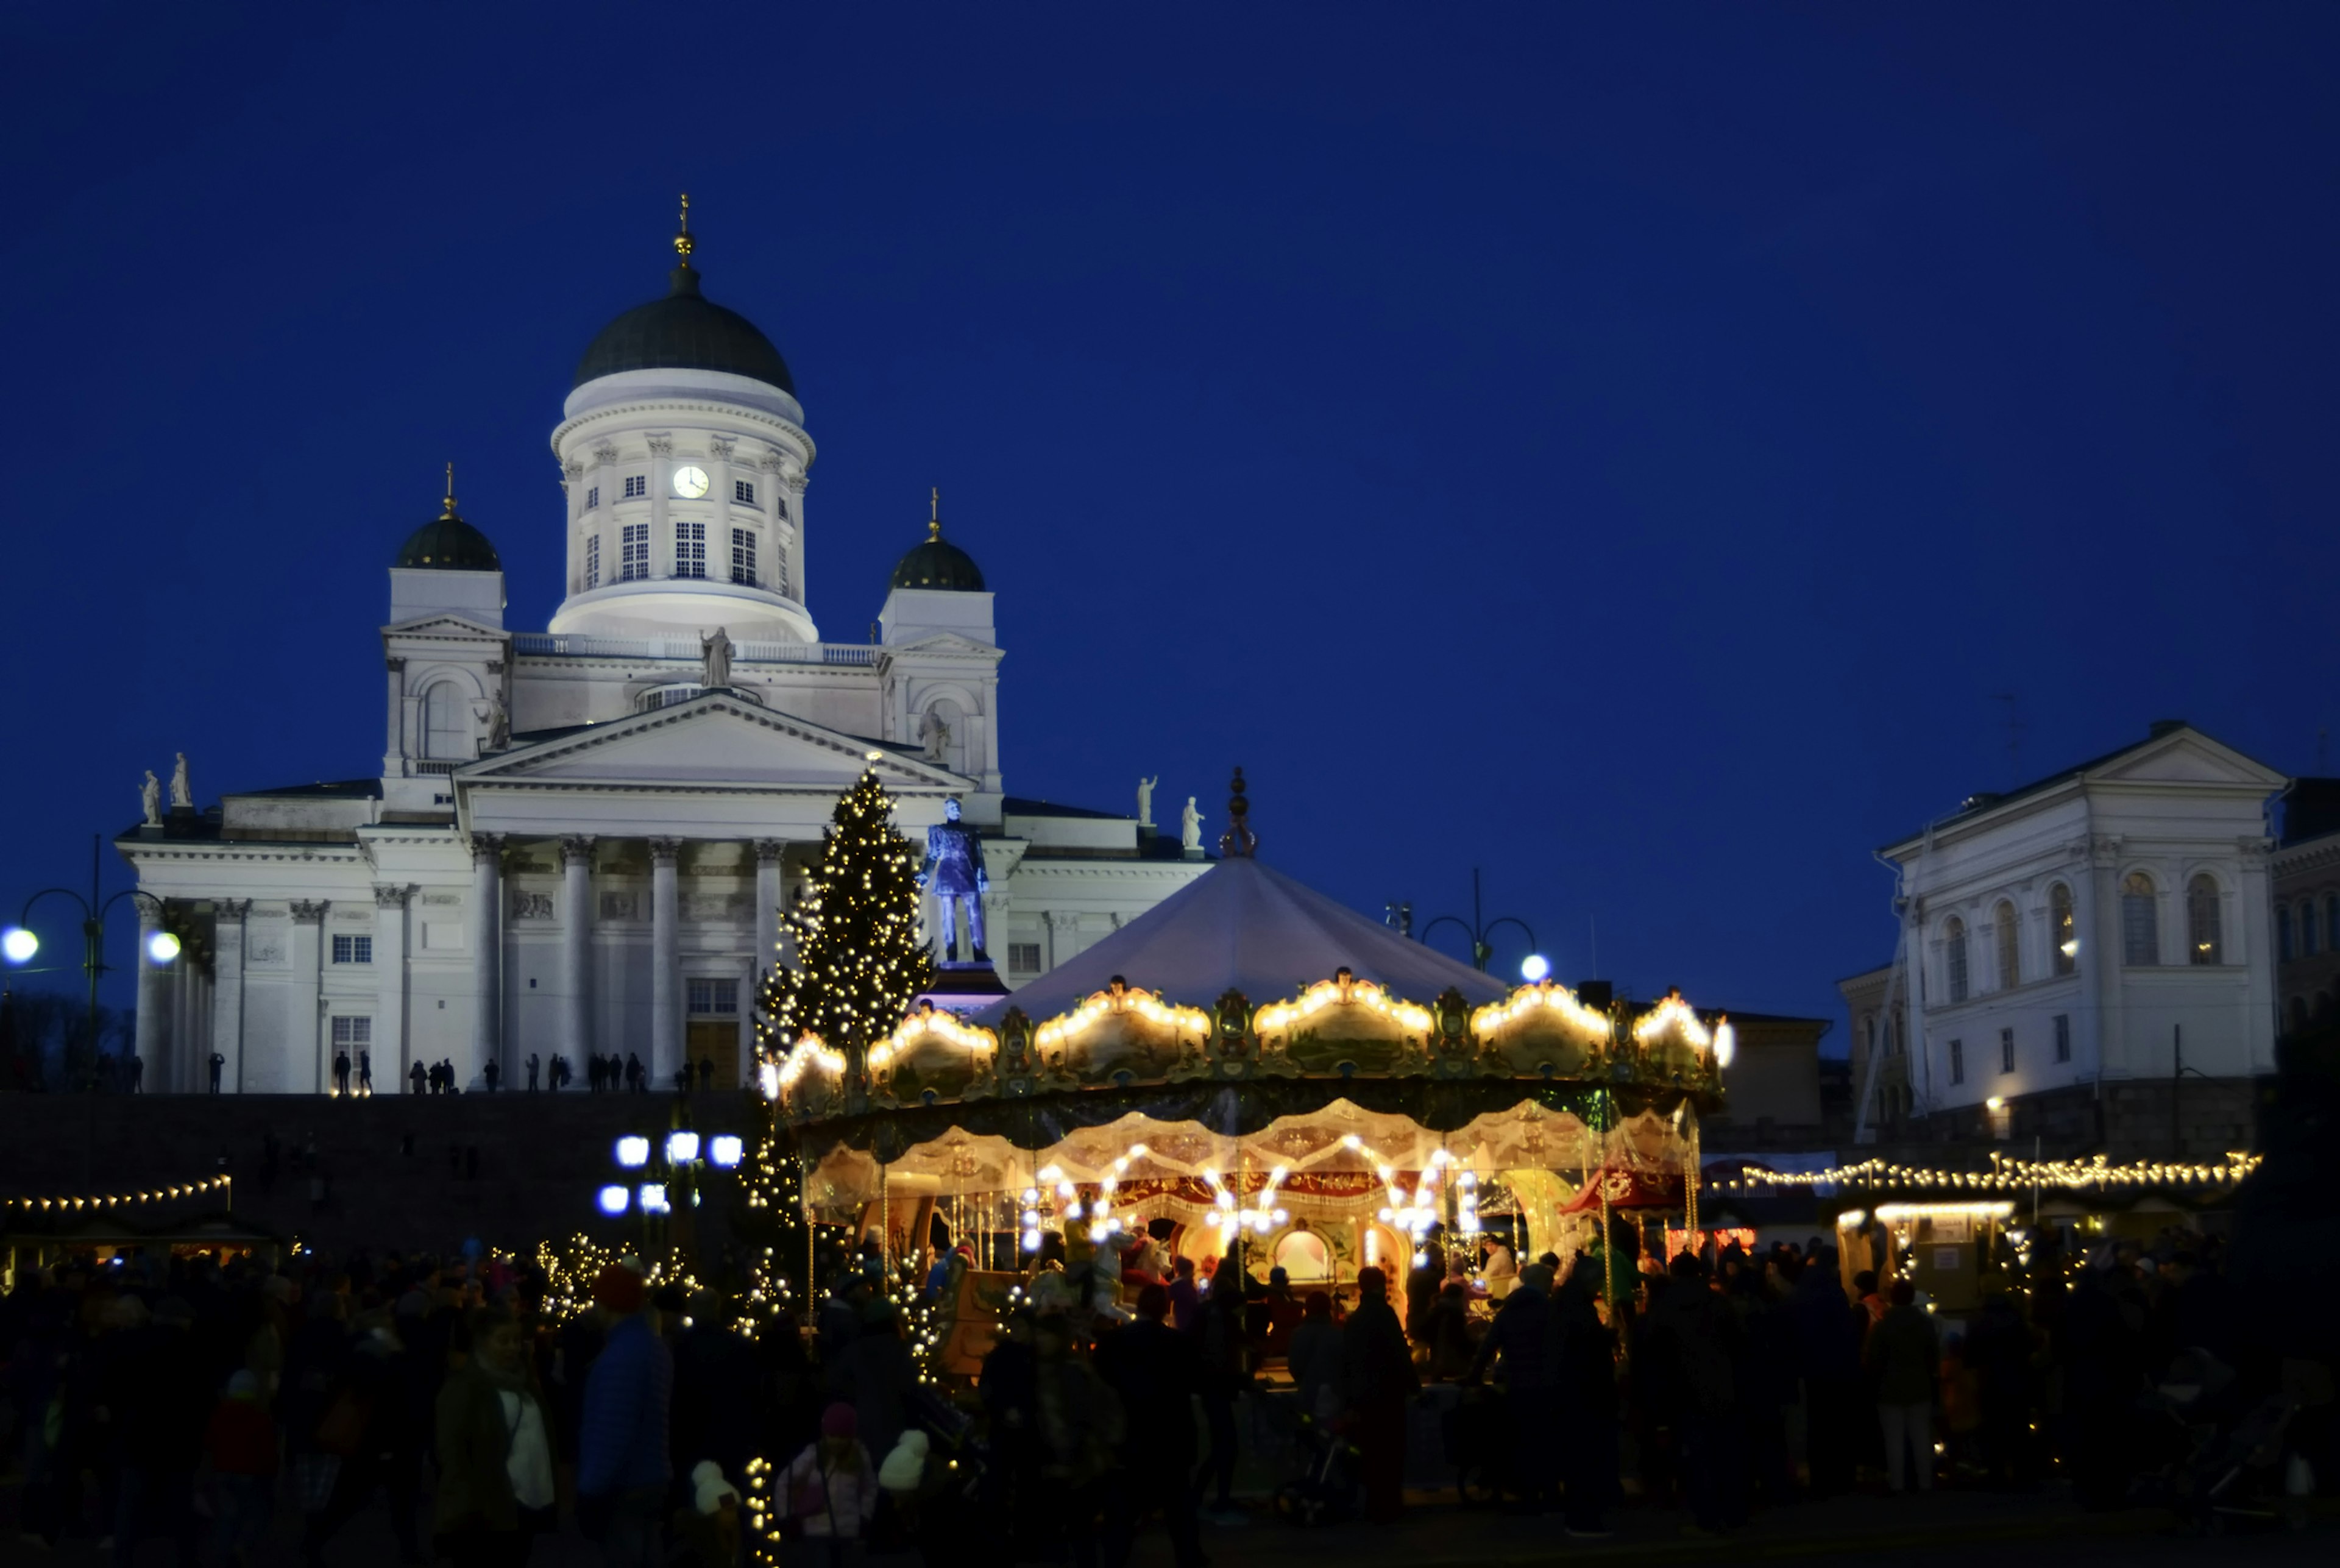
[1180,796,1202,853]
[918,796,990,963]
[701,625,733,690]
[140,770,162,827]
[1137,775,1158,827]
[169,753,191,810]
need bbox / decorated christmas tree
[753,765,935,1062]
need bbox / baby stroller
[1274,1414,1360,1527]
[2144,1349,2297,1534]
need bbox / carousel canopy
[973,856,1506,1026]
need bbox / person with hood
[1339,1266,1419,1524]
[1787,1246,1865,1499]
[1096,1283,1204,1568]
[432,1309,556,1567]
[1551,1263,1620,1538]
[1644,1253,1745,1533]
[1190,1247,1252,1519]
[577,1265,672,1568]
[1864,1279,1938,1494]
[1285,1291,1342,1425]
[1424,1277,1479,1382]
[779,1403,879,1568]
[1466,1260,1561,1505]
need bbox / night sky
[4,4,2336,1041]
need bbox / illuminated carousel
[766,786,1733,1371]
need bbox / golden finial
[929,486,941,541]
[442,461,457,517]
[674,192,693,263]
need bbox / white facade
[118,250,1207,1094]
[1864,722,2284,1123]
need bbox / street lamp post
[1418,868,1539,975]
[2,833,174,1183]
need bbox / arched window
[2186,875,2223,965]
[422,682,472,761]
[2302,900,2321,957]
[2121,873,2159,966]
[1994,900,2020,990]
[2278,904,2295,963]
[2049,884,2076,976]
[1945,917,1970,1004]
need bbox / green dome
[397,500,502,571]
[891,520,985,592]
[574,263,795,394]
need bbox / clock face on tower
[672,464,711,498]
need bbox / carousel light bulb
[1021,1228,1041,1252]
[1272,1208,1287,1223]
[1129,1144,1147,1158]
[1341,1135,1363,1149]
[1107,1219,1122,1233]
[1021,1209,1039,1226]
[1378,1207,1395,1221]
[1056,1180,1076,1198]
[1022,1188,1039,1204]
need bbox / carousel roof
[974,856,1507,1026]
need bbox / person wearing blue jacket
[577,1265,673,1568]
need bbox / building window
[1994,899,2019,990]
[773,554,791,597]
[1945,917,1969,1004]
[586,484,600,510]
[687,977,739,1015]
[675,522,706,579]
[2122,873,2159,965]
[331,934,372,965]
[734,478,756,506]
[1999,1026,2015,1074]
[1008,942,1042,973]
[422,682,471,761]
[2186,873,2223,965]
[330,1016,372,1048]
[777,495,790,521]
[620,523,650,581]
[584,534,600,591]
[623,474,647,499]
[2050,883,2076,976]
[2053,1013,2071,1063]
[731,528,757,587]
[2302,900,2321,957]
[1949,1038,1964,1085]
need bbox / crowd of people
[0,1215,2308,1568]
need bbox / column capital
[648,836,684,864]
[754,838,786,865]
[470,832,506,864]
[374,884,414,909]
[386,656,406,672]
[647,435,675,457]
[592,441,619,464]
[216,898,252,921]
[561,834,598,867]
[289,900,329,923]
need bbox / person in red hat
[578,1263,672,1567]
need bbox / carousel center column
[561,835,597,1077]
[469,834,504,1087]
[650,837,682,1085]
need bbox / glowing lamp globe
[614,1135,651,1168]
[147,931,182,963]
[597,1185,630,1216]
[1,927,36,964]
[667,1130,700,1163]
[709,1135,744,1168]
[1520,953,1551,983]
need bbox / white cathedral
[118,221,1208,1096]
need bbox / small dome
[397,487,501,572]
[892,519,985,592]
[574,263,795,394]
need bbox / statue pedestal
[913,961,1010,1015]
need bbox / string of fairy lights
[3,1174,232,1213]
[1717,1151,2261,1193]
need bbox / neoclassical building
[118,223,1207,1094]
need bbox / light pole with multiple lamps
[1417,867,1547,981]
[597,1115,745,1260]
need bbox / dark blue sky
[4,4,2336,1041]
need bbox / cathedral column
[710,438,735,567]
[375,885,411,1091]
[383,657,406,776]
[650,837,682,1085]
[469,834,504,1087]
[290,901,328,1093]
[648,437,673,576]
[211,901,247,1093]
[562,835,596,1078]
[753,840,784,985]
[134,899,169,1091]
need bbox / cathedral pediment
[2088,728,2285,790]
[459,694,967,792]
[887,632,1001,659]
[383,612,506,640]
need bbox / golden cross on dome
[929,486,941,541]
[675,192,693,262]
[443,461,456,516]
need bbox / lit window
[584,534,600,591]
[620,523,650,581]
[1945,918,1969,1004]
[2053,1013,2070,1063]
[1994,900,2019,990]
[331,934,372,965]
[422,682,471,761]
[1009,942,1042,973]
[330,1016,372,1048]
[1949,1038,1964,1085]
[2050,884,2076,976]
[2302,900,2321,957]
[1999,1026,2015,1074]
[623,474,647,499]
[675,522,706,579]
[2186,874,2222,965]
[586,484,600,510]
[731,528,757,587]
[734,478,756,506]
[2122,873,2159,965]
